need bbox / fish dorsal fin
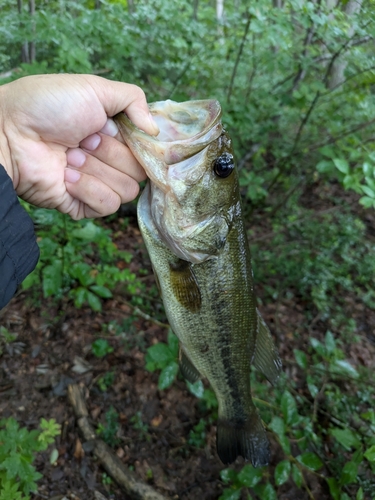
[169,260,201,313]
[179,346,201,383]
[253,309,282,385]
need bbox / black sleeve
[0,164,40,309]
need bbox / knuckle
[122,179,140,203]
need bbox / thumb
[87,75,159,136]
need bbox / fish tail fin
[216,410,270,466]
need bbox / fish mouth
[115,100,223,189]
[148,99,222,164]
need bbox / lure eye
[213,153,234,178]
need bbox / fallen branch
[67,384,168,500]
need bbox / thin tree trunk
[29,0,36,63]
[328,0,363,89]
[17,0,30,63]
[216,0,224,21]
[193,0,199,20]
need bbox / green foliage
[2,1,375,497]
[97,371,115,392]
[130,411,149,440]
[91,339,114,358]
[219,334,375,499]
[96,406,120,447]
[188,418,207,449]
[145,329,179,390]
[0,418,60,499]
[252,210,375,326]
[20,208,137,311]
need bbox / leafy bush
[252,210,375,325]
[0,418,60,500]
[20,207,136,311]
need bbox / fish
[114,100,282,466]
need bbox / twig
[292,0,322,92]
[67,384,168,500]
[227,12,252,104]
[114,296,169,329]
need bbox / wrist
[0,84,15,183]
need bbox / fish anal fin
[179,346,201,383]
[217,412,270,466]
[253,309,282,385]
[169,259,201,313]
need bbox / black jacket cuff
[0,164,39,309]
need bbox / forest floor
[1,181,375,500]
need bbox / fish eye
[213,153,234,178]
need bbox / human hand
[0,74,158,219]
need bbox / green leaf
[329,360,359,379]
[274,460,291,486]
[158,361,179,390]
[330,428,361,450]
[364,444,375,462]
[297,452,323,471]
[324,331,336,353]
[167,330,179,357]
[50,448,59,464]
[87,291,102,312]
[361,185,375,198]
[90,285,113,298]
[147,343,175,366]
[291,464,303,488]
[42,261,63,297]
[316,160,334,173]
[70,262,94,287]
[307,375,319,398]
[253,482,277,500]
[237,464,263,487]
[281,390,299,426]
[0,481,24,500]
[293,349,307,369]
[269,416,290,454]
[218,489,241,500]
[340,461,358,485]
[356,487,364,500]
[220,468,237,484]
[91,339,113,358]
[72,287,88,308]
[72,221,99,240]
[326,477,340,500]
[186,380,204,398]
[359,196,375,208]
[362,162,372,176]
[333,158,350,174]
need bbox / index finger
[87,76,159,136]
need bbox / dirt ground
[1,182,374,500]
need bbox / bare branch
[227,11,252,104]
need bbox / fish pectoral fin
[179,346,201,383]
[169,259,201,313]
[217,410,270,466]
[253,309,282,385]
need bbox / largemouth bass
[114,100,281,466]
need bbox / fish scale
[114,100,282,466]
